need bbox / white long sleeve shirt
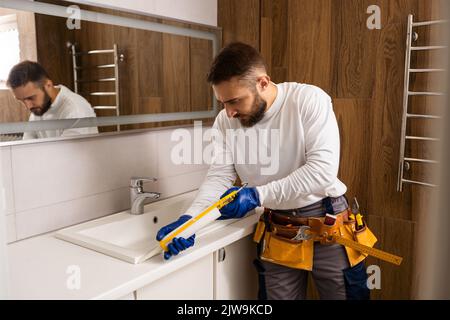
[23,85,98,140]
[185,82,347,217]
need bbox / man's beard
[30,91,52,116]
[237,92,266,127]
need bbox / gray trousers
[255,242,350,300]
[254,195,357,300]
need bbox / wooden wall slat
[334,99,371,208]
[366,215,415,299]
[35,14,74,89]
[262,0,288,72]
[287,0,333,94]
[330,0,381,98]
[190,38,213,112]
[260,17,272,74]
[162,32,191,114]
[368,21,412,221]
[218,0,260,49]
[136,29,163,101]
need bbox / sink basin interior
[78,200,188,251]
[55,190,238,264]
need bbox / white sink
[55,190,238,264]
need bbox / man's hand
[156,215,196,260]
[219,187,260,220]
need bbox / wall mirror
[0,0,220,144]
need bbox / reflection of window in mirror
[0,14,20,89]
[0,8,38,142]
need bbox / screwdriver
[352,197,365,231]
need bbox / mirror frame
[0,0,221,145]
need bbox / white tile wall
[15,186,131,240]
[6,215,16,243]
[156,127,210,179]
[11,132,157,213]
[1,126,212,243]
[0,146,15,216]
[156,170,207,200]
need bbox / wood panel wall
[218,0,445,300]
[0,90,29,124]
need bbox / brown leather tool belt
[263,207,350,240]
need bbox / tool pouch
[340,220,378,267]
[253,219,266,244]
[259,226,314,271]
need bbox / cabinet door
[214,235,258,300]
[136,254,214,300]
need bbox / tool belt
[253,200,377,271]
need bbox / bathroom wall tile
[0,146,15,215]
[14,166,207,240]
[15,187,130,240]
[6,214,17,243]
[156,126,211,179]
[12,132,157,212]
[156,169,208,200]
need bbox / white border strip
[0,111,216,134]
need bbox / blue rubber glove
[218,187,260,220]
[156,215,196,260]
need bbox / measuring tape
[333,235,403,266]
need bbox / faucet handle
[130,177,158,188]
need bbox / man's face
[213,77,267,127]
[12,81,52,116]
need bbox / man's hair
[6,60,49,89]
[207,42,267,85]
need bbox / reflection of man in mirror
[6,60,98,139]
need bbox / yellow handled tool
[333,235,403,266]
[159,183,248,251]
[298,225,403,266]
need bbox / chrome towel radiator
[70,43,124,131]
[397,14,448,191]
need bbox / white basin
[55,190,239,264]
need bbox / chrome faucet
[130,177,161,215]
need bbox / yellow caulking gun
[136,184,248,263]
[159,183,249,251]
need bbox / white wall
[1,126,211,243]
[0,148,8,298]
[70,0,218,26]
[0,217,7,299]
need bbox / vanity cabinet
[134,235,258,300]
[135,254,214,300]
[214,235,258,300]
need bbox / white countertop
[7,212,260,300]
